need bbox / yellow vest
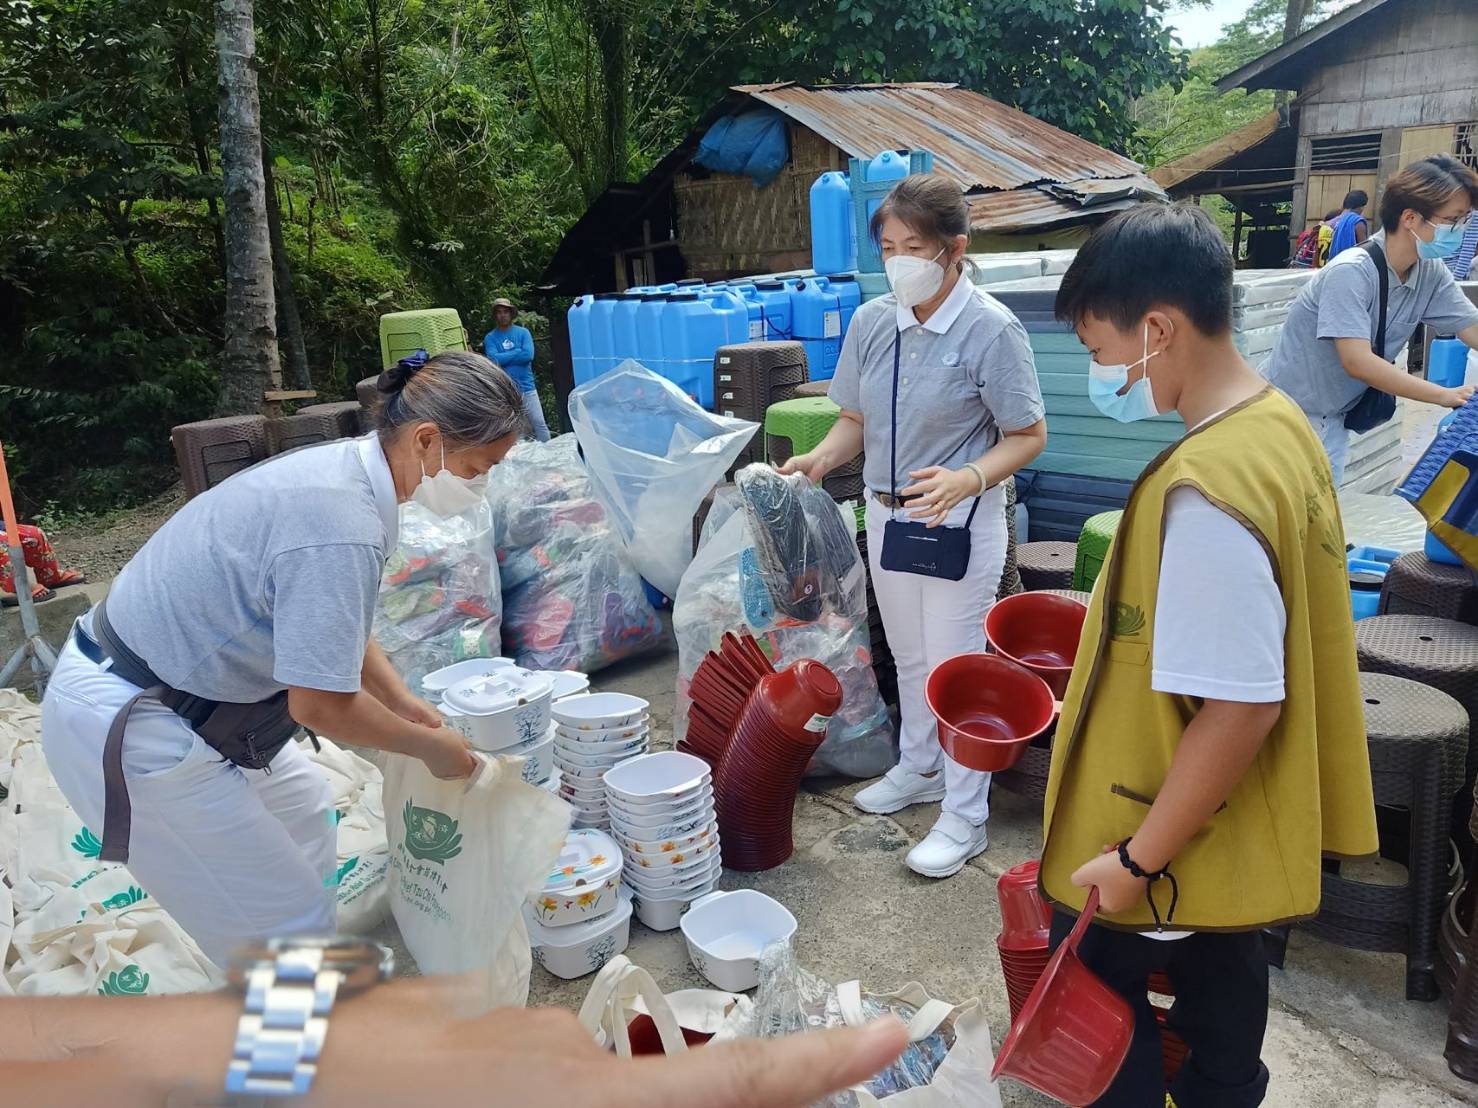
[1041,388,1378,931]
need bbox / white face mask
[412,441,489,517]
[884,247,947,309]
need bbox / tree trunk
[214,0,278,416]
[1275,0,1314,110]
[587,4,629,186]
[262,148,312,391]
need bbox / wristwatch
[223,936,394,1099]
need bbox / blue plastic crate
[848,150,934,274]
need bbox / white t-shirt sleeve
[1152,486,1286,703]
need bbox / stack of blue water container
[566,148,930,405]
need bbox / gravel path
[49,486,185,581]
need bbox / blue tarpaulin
[694,110,789,187]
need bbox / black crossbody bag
[1343,240,1395,433]
[878,333,981,581]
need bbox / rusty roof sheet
[736,83,1145,192]
[966,188,1133,233]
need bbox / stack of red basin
[713,659,842,871]
[995,860,1189,1084]
[682,632,774,765]
[997,861,1054,1020]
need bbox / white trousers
[865,486,1008,826]
[1308,411,1349,485]
[41,631,337,966]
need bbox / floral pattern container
[528,828,624,928]
[527,895,633,980]
[442,668,555,752]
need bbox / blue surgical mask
[1088,324,1162,423]
[1413,217,1468,261]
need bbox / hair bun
[377,348,429,394]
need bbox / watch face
[227,936,394,993]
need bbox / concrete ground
[370,645,1478,1107]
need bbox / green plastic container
[1073,510,1122,591]
[379,308,468,370]
[764,396,842,464]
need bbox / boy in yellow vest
[1041,204,1378,1106]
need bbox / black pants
[1048,912,1271,1108]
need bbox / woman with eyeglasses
[1263,155,1478,482]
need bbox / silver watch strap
[226,946,344,1098]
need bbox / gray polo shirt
[1263,231,1478,417]
[102,434,400,703]
[828,276,1044,494]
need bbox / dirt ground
[49,487,184,581]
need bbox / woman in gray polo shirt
[783,175,1047,879]
[40,351,526,963]
[1264,156,1478,481]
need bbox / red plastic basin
[984,591,1088,699]
[992,888,1133,1105]
[925,653,1057,772]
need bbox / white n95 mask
[412,443,488,517]
[885,248,947,309]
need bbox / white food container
[603,752,712,807]
[528,894,632,979]
[623,876,721,932]
[555,732,648,760]
[554,718,650,744]
[506,723,555,786]
[547,670,592,701]
[527,828,622,928]
[607,803,713,839]
[559,753,641,782]
[680,890,797,992]
[552,692,650,731]
[606,784,714,824]
[555,740,648,769]
[559,778,607,805]
[421,657,517,696]
[625,853,722,895]
[441,669,554,752]
[612,819,718,857]
[621,833,718,872]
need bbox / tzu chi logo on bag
[402,800,463,865]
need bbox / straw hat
[491,297,517,318]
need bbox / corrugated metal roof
[737,83,1145,192]
[966,187,1143,233]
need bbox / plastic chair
[377,308,467,370]
[1379,551,1478,626]
[1073,510,1122,591]
[171,415,270,500]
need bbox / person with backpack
[1327,189,1371,259]
[1291,209,1340,268]
[1263,156,1478,481]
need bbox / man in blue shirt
[484,297,550,441]
[1327,189,1370,259]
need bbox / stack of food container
[603,751,721,931]
[424,659,590,795]
[552,693,651,829]
[524,828,632,979]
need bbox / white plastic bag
[382,752,569,1013]
[488,435,666,673]
[375,498,502,693]
[735,943,1001,1108]
[674,477,894,778]
[571,362,758,599]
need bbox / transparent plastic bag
[673,469,893,778]
[489,435,667,673]
[730,943,1000,1108]
[374,499,501,693]
[570,362,758,599]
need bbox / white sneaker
[906,813,988,878]
[854,765,947,815]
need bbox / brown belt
[873,492,920,510]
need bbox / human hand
[418,730,479,780]
[392,693,445,730]
[303,983,910,1107]
[777,451,832,483]
[1443,384,1476,408]
[899,466,981,528]
[1070,846,1148,914]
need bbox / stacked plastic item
[713,658,843,871]
[603,751,722,931]
[994,861,1188,1089]
[525,828,632,979]
[552,693,652,830]
[1398,395,1478,571]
